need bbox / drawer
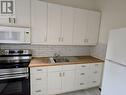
[76,64,89,70]
[90,63,103,71]
[48,65,62,72]
[88,73,101,88]
[62,65,75,71]
[31,73,47,83]
[89,63,103,76]
[31,88,46,95]
[75,77,88,90]
[31,89,43,95]
[76,70,88,77]
[88,79,100,88]
[31,79,47,95]
[30,67,47,74]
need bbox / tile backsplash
[0,45,91,57]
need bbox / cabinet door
[31,0,47,44]
[62,70,75,93]
[47,3,62,44]
[48,71,62,95]
[73,8,88,45]
[61,6,74,45]
[15,0,30,27]
[0,0,30,26]
[86,11,100,45]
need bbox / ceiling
[42,0,101,11]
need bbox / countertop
[29,56,104,67]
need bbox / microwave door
[11,27,25,43]
[0,26,30,44]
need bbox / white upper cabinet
[61,6,74,45]
[85,11,100,45]
[15,0,30,27]
[73,8,88,45]
[31,0,47,44]
[47,3,62,44]
[30,1,100,45]
[0,0,30,27]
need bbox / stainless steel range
[0,49,32,95]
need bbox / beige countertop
[29,56,104,67]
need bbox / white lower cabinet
[30,63,103,95]
[47,65,75,95]
[62,65,75,93]
[48,71,62,94]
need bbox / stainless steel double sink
[49,56,78,64]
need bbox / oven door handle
[0,74,29,80]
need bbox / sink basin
[49,57,69,64]
[53,57,69,63]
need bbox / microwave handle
[0,74,28,80]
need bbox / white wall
[43,0,100,11]
[91,0,126,60]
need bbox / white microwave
[0,26,31,44]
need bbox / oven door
[0,73,30,95]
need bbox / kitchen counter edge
[29,56,104,67]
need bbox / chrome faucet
[53,53,60,58]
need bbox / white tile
[0,45,91,57]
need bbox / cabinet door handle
[94,71,98,74]
[58,37,60,42]
[80,83,85,85]
[9,18,11,23]
[63,72,65,77]
[86,39,88,43]
[95,64,99,67]
[93,81,97,83]
[35,90,42,92]
[84,39,88,43]
[81,65,86,67]
[80,73,85,75]
[59,72,62,77]
[37,69,43,71]
[44,37,47,42]
[62,38,63,42]
[13,18,16,23]
[36,78,42,80]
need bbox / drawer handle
[35,90,42,92]
[81,65,86,67]
[94,71,98,74]
[37,69,43,71]
[59,73,62,77]
[93,81,97,83]
[80,83,85,85]
[95,64,99,66]
[36,78,42,80]
[63,72,65,77]
[80,73,85,75]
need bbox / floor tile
[58,88,100,95]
